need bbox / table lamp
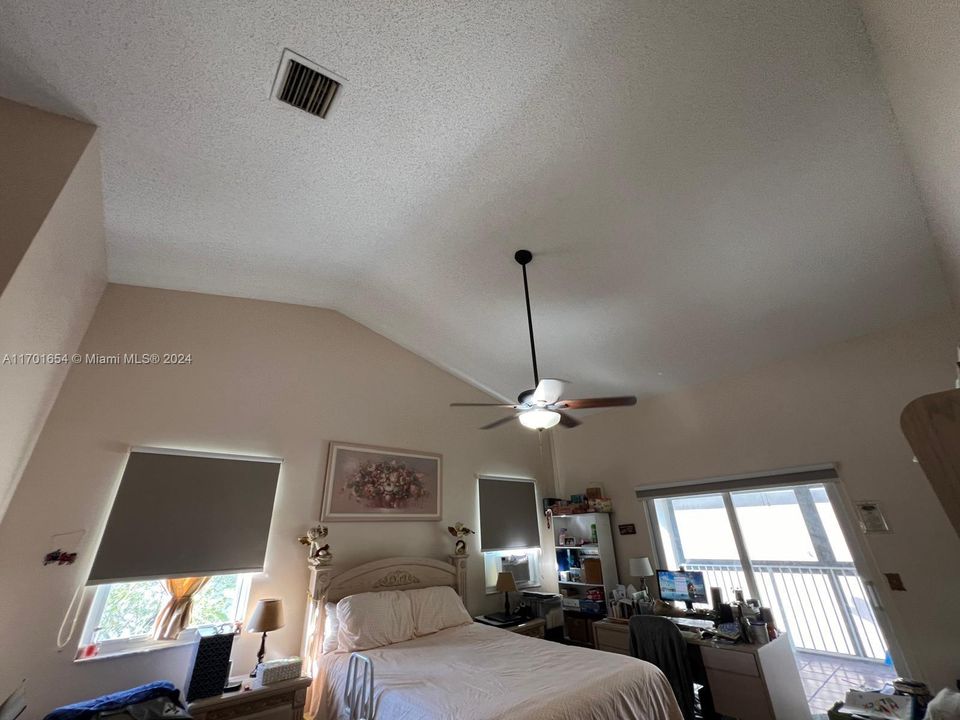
[491,571,518,621]
[247,598,285,676]
[629,557,654,596]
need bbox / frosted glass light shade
[518,408,561,429]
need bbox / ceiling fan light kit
[518,408,562,430]
[451,250,638,431]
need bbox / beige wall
[0,285,555,716]
[554,312,960,691]
[0,120,107,523]
[0,97,96,292]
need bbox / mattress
[315,621,683,720]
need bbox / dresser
[592,620,809,720]
[187,676,311,720]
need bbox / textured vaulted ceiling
[0,1,949,402]
[859,0,960,311]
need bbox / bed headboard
[309,555,468,604]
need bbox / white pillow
[408,586,473,636]
[336,591,416,652]
[322,602,339,654]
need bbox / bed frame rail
[345,653,375,720]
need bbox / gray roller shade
[88,449,281,585]
[478,476,540,552]
[634,464,838,499]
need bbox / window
[483,549,542,593]
[79,574,250,656]
[477,476,544,593]
[645,477,892,662]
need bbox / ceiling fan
[451,250,637,430]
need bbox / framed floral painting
[320,442,442,521]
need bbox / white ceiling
[0,1,949,403]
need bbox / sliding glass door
[649,482,890,661]
[653,493,748,603]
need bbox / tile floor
[795,651,897,716]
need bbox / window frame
[482,548,543,594]
[78,574,251,658]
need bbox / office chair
[628,615,697,720]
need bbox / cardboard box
[582,557,603,584]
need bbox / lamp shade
[629,557,654,578]
[495,571,518,593]
[248,598,285,633]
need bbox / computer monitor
[657,569,708,610]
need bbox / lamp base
[250,631,267,677]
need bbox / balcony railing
[682,560,887,661]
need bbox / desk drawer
[701,646,760,677]
[593,625,629,654]
[596,640,631,655]
[706,669,773,720]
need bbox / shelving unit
[553,512,619,646]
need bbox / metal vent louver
[273,49,343,119]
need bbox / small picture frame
[563,537,577,546]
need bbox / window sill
[74,636,195,663]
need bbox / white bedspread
[315,622,682,720]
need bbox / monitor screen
[657,570,708,603]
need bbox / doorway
[643,474,898,714]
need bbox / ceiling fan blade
[555,396,638,410]
[557,411,582,428]
[532,378,567,405]
[480,415,518,430]
[450,403,520,408]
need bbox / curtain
[153,577,210,640]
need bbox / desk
[592,620,808,720]
[187,676,311,720]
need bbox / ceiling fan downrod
[515,249,539,390]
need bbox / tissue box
[255,657,302,685]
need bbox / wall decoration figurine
[43,549,77,566]
[299,525,332,566]
[321,442,442,521]
[43,530,84,567]
[447,522,475,555]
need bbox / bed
[303,555,682,720]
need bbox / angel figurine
[299,525,332,567]
[447,522,474,555]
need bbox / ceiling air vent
[272,48,343,119]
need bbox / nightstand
[474,615,546,638]
[187,676,311,720]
